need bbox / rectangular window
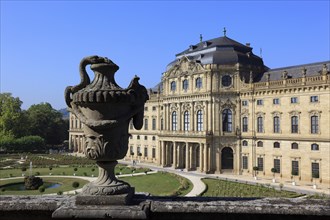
[152,118,156,130]
[291,97,298,103]
[130,146,134,154]
[144,119,148,130]
[242,156,248,169]
[291,116,298,133]
[310,96,319,103]
[311,163,319,177]
[144,107,148,111]
[152,148,156,158]
[144,136,148,140]
[152,106,157,111]
[256,100,263,105]
[274,159,281,173]
[311,116,319,134]
[273,116,280,133]
[242,117,248,132]
[273,98,280,105]
[292,161,299,175]
[242,100,248,106]
[160,118,164,130]
[257,117,263,133]
[137,146,141,154]
[257,157,264,171]
[144,147,148,157]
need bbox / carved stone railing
[0,195,329,220]
[241,74,329,91]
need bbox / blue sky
[1,1,329,110]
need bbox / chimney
[246,43,251,47]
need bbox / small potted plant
[291,170,298,186]
[253,166,259,180]
[271,168,277,183]
[312,173,319,189]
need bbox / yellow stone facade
[69,35,330,185]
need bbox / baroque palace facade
[69,34,330,185]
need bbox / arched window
[196,77,202,88]
[311,143,319,151]
[291,116,298,133]
[137,135,140,140]
[291,142,298,149]
[273,116,280,133]
[170,81,176,91]
[257,141,263,147]
[311,116,319,134]
[274,142,280,148]
[183,111,190,131]
[182,79,189,91]
[242,140,248,146]
[242,117,248,132]
[257,117,263,133]
[172,111,177,131]
[152,136,156,141]
[197,110,203,131]
[222,109,232,132]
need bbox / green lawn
[119,172,192,196]
[201,178,302,198]
[0,177,89,195]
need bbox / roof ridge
[268,61,330,72]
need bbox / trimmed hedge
[0,136,45,153]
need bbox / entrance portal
[221,147,233,169]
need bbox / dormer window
[203,41,210,48]
[189,45,196,51]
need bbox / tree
[26,103,68,145]
[0,93,27,137]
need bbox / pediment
[164,56,204,78]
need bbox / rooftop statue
[65,56,148,201]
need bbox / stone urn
[65,56,148,199]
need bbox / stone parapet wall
[1,195,329,220]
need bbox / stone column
[191,102,195,132]
[199,143,204,172]
[178,103,182,131]
[185,142,190,171]
[158,141,164,166]
[205,101,209,132]
[161,141,166,166]
[208,144,212,172]
[69,135,72,151]
[204,143,208,173]
[173,142,177,169]
[189,144,193,170]
[164,104,168,131]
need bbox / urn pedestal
[65,56,148,204]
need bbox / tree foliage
[26,103,68,145]
[0,93,68,151]
[0,93,27,137]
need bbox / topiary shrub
[72,181,80,188]
[57,191,63,195]
[38,186,45,193]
